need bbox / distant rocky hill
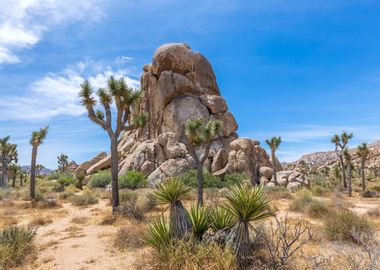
[287,140,380,173]
[21,166,52,175]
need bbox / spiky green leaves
[133,112,149,128]
[331,131,353,149]
[210,206,234,232]
[79,80,96,106]
[144,216,171,252]
[30,126,48,147]
[223,184,272,224]
[357,143,369,159]
[265,137,282,151]
[188,204,210,240]
[185,117,223,147]
[154,178,191,205]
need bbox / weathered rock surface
[82,43,288,186]
[75,152,107,176]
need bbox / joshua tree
[331,131,353,189]
[8,164,20,188]
[357,143,370,192]
[19,171,26,187]
[343,148,352,197]
[79,76,147,212]
[184,117,222,206]
[224,184,272,266]
[154,178,192,239]
[57,154,69,172]
[30,127,49,200]
[0,136,18,188]
[265,137,282,186]
[36,164,45,176]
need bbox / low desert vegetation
[0,226,37,269]
[70,190,98,206]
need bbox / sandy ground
[1,192,379,270]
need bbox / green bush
[179,170,243,189]
[58,174,76,187]
[289,190,314,212]
[89,170,111,188]
[307,200,331,218]
[0,226,36,269]
[324,209,373,243]
[70,190,98,206]
[119,171,147,189]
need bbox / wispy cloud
[0,60,140,120]
[0,0,104,64]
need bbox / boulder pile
[76,43,307,188]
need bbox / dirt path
[31,200,137,270]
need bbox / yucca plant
[188,204,210,240]
[210,206,234,232]
[154,178,192,239]
[144,216,171,252]
[224,184,272,266]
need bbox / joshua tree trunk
[1,156,7,188]
[338,154,347,188]
[347,161,352,197]
[196,163,203,206]
[30,145,37,200]
[271,150,278,185]
[361,158,366,192]
[110,136,119,212]
[12,176,15,187]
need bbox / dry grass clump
[71,216,88,224]
[28,216,53,228]
[70,190,98,206]
[58,190,75,200]
[99,214,117,225]
[288,190,331,218]
[118,189,156,221]
[324,209,373,243]
[138,238,237,270]
[0,226,37,269]
[114,225,145,250]
[265,186,294,200]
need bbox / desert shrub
[187,204,210,240]
[120,190,138,204]
[99,214,117,225]
[47,172,61,180]
[289,190,314,212]
[89,170,111,188]
[307,200,331,218]
[58,190,75,200]
[28,217,52,228]
[0,226,36,269]
[57,174,76,187]
[179,170,239,188]
[38,196,58,208]
[52,182,65,192]
[210,206,234,232]
[144,238,237,270]
[311,185,329,196]
[136,191,156,212]
[119,171,147,189]
[361,190,377,198]
[324,209,373,243]
[70,190,98,206]
[223,173,247,186]
[264,185,293,200]
[114,226,145,250]
[118,202,144,221]
[144,216,171,252]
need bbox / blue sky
[1,0,380,169]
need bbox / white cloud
[115,56,134,64]
[0,60,140,120]
[0,0,103,64]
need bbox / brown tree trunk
[197,162,203,206]
[271,151,278,185]
[110,136,120,212]
[339,154,347,188]
[361,158,366,192]
[347,161,352,197]
[30,145,37,200]
[1,156,7,187]
[12,176,15,187]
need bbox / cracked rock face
[80,43,276,186]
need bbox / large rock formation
[78,43,275,186]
